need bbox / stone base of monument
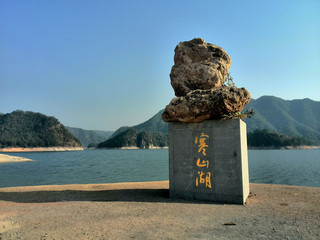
[168,119,249,204]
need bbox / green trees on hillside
[244,96,320,144]
[97,128,168,149]
[0,110,81,148]
[247,129,311,148]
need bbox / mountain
[132,109,168,133]
[97,110,168,149]
[108,110,167,139]
[97,128,167,149]
[103,96,320,148]
[92,130,114,139]
[247,129,311,148]
[66,126,113,148]
[108,126,131,139]
[0,110,81,148]
[243,96,320,144]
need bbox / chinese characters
[195,133,212,189]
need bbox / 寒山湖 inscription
[194,132,212,189]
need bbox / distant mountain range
[66,110,167,148]
[243,96,320,144]
[97,110,167,149]
[97,96,320,148]
[66,127,113,147]
[108,110,167,139]
[2,96,318,150]
[97,128,167,149]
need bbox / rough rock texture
[170,38,231,97]
[162,87,251,123]
[163,38,251,122]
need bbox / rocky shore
[0,181,319,239]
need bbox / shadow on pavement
[0,188,171,203]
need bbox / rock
[170,38,231,97]
[163,38,251,123]
[162,87,251,123]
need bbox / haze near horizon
[1,0,319,131]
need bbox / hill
[0,110,82,148]
[132,109,168,133]
[98,110,168,149]
[97,110,168,149]
[108,110,167,139]
[103,96,320,148]
[92,130,114,139]
[97,128,167,149]
[243,96,320,144]
[66,127,113,148]
[247,129,311,148]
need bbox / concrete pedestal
[168,119,249,204]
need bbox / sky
[1,0,319,131]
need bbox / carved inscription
[195,133,212,189]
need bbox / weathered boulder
[170,38,231,97]
[162,87,251,123]
[163,38,251,123]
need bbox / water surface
[0,149,319,188]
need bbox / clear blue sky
[1,0,319,131]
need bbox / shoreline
[119,146,168,150]
[97,146,319,150]
[0,154,33,163]
[2,146,318,152]
[0,182,319,239]
[248,145,320,150]
[94,146,169,150]
[0,147,84,153]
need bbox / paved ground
[0,181,319,239]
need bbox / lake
[0,149,319,188]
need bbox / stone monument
[162,38,251,204]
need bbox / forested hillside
[97,128,167,149]
[243,96,320,144]
[247,129,311,148]
[98,110,168,149]
[103,96,320,148]
[3,96,318,150]
[0,110,81,148]
[108,110,167,139]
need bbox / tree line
[247,129,311,148]
[0,110,81,148]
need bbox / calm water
[0,149,319,188]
